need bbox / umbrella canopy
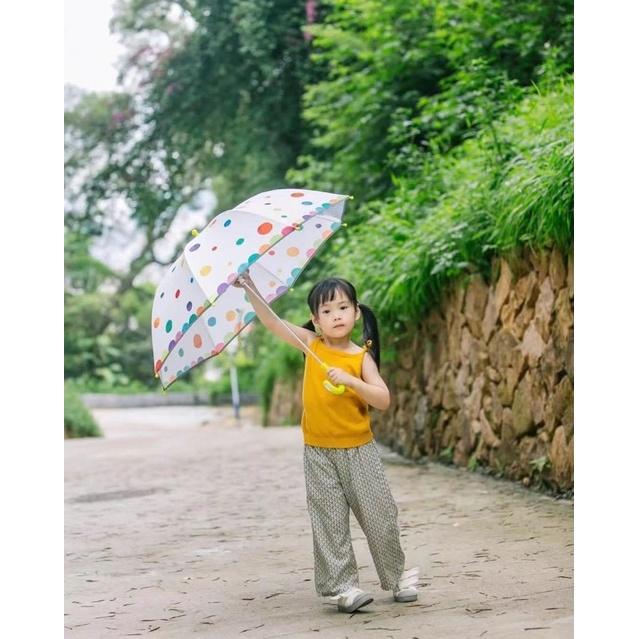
[151,188,351,389]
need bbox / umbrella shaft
[242,280,325,368]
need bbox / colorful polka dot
[207,317,217,326]
[287,247,300,256]
[226,310,237,321]
[175,289,180,298]
[153,318,160,328]
[236,238,245,245]
[291,192,304,197]
[165,320,173,333]
[224,219,232,227]
[200,265,212,276]
[186,301,192,311]
[258,222,273,235]
[193,334,203,348]
[189,243,201,252]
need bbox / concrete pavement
[65,405,573,638]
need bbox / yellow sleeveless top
[301,336,373,448]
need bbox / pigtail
[300,319,316,362]
[358,303,381,369]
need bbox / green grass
[64,382,102,438]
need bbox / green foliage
[64,284,157,389]
[322,77,573,330]
[438,445,454,465]
[467,454,480,472]
[528,454,552,490]
[208,349,260,402]
[64,382,102,438]
[288,0,573,204]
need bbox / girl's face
[311,289,360,338]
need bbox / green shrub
[64,382,101,438]
[326,77,573,327]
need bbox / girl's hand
[326,367,356,388]
[232,272,252,288]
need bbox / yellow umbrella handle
[320,362,346,395]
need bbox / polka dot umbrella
[151,188,352,390]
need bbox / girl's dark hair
[300,277,381,369]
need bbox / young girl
[234,272,419,613]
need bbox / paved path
[65,406,573,638]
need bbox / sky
[64,0,125,92]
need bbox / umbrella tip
[348,194,354,200]
[191,229,199,237]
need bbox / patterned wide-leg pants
[303,440,406,596]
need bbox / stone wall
[266,245,573,492]
[372,246,573,492]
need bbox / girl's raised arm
[234,272,316,354]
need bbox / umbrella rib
[251,261,286,288]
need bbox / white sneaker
[393,567,419,602]
[328,586,374,613]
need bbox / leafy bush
[64,382,101,438]
[325,77,573,329]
